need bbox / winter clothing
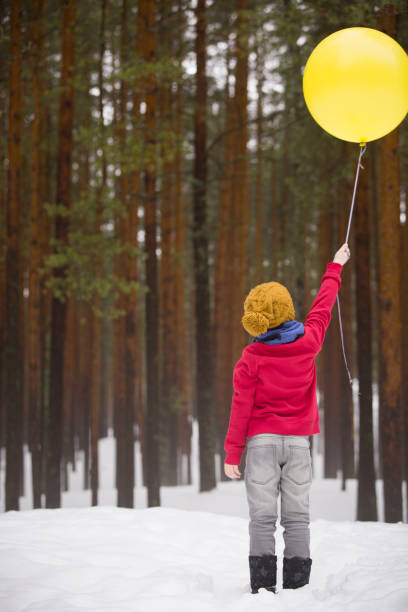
[224,261,342,466]
[252,319,304,345]
[283,556,313,589]
[228,261,342,595]
[249,554,277,594]
[242,281,295,336]
[245,433,312,559]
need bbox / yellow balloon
[303,27,408,143]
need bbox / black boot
[283,556,312,589]
[248,554,277,594]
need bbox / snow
[1,505,408,611]
[0,428,408,611]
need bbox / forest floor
[0,430,407,611]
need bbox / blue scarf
[252,319,304,345]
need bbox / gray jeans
[244,433,312,559]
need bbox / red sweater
[224,261,343,465]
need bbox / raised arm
[304,243,350,352]
[224,354,257,466]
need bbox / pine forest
[1,0,408,528]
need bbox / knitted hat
[242,281,295,336]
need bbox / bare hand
[333,243,351,265]
[224,463,241,479]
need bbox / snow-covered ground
[1,504,408,611]
[1,422,408,611]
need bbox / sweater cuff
[225,451,243,465]
[327,261,343,273]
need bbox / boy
[224,243,350,594]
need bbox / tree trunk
[28,0,46,509]
[355,149,377,521]
[5,0,23,511]
[401,149,408,519]
[79,302,92,490]
[193,0,215,492]
[74,108,91,486]
[139,0,161,506]
[110,20,125,502]
[114,0,134,508]
[120,0,140,506]
[318,183,340,478]
[174,0,191,486]
[158,1,178,486]
[270,154,280,279]
[130,4,146,491]
[89,0,108,508]
[214,35,234,480]
[0,3,6,460]
[254,38,264,286]
[62,293,76,490]
[370,141,382,478]
[47,0,76,508]
[338,141,356,487]
[377,5,403,523]
[231,0,249,365]
[39,94,53,498]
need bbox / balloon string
[345,144,367,243]
[337,143,367,386]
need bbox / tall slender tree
[28,0,46,509]
[254,34,265,286]
[377,5,403,523]
[114,0,135,508]
[77,89,93,491]
[215,32,235,480]
[193,0,215,491]
[400,148,408,518]
[89,0,108,507]
[269,154,280,279]
[174,0,191,485]
[338,142,356,487]
[47,0,77,508]
[318,179,341,477]
[158,0,177,486]
[130,0,146,491]
[231,0,250,364]
[139,0,161,506]
[62,291,76,491]
[355,151,377,521]
[112,13,126,504]
[5,0,23,511]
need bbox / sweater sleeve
[304,261,343,353]
[224,353,257,465]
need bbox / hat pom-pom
[242,311,269,336]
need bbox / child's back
[224,261,343,466]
